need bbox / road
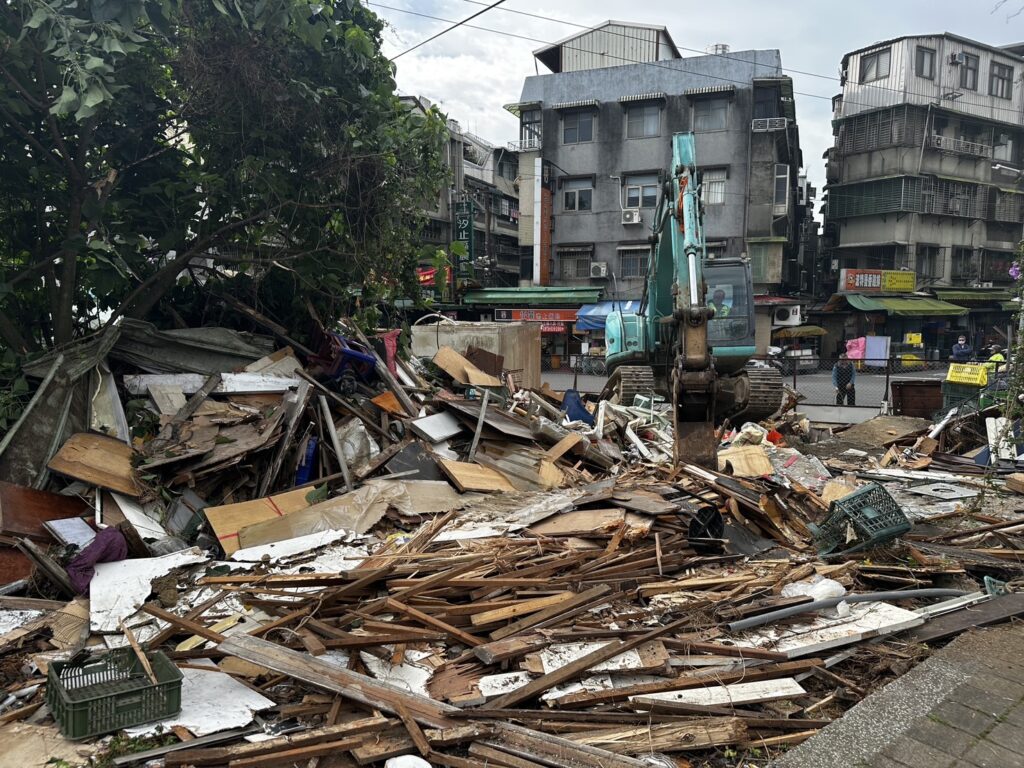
[542,365,951,405]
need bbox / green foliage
[0,0,448,353]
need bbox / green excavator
[601,132,783,467]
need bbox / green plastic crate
[810,482,911,559]
[46,648,182,740]
[941,380,982,411]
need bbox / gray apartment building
[505,21,806,301]
[401,96,521,293]
[823,33,1024,292]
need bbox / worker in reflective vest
[985,345,1006,377]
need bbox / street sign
[454,200,474,277]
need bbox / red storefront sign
[494,308,578,322]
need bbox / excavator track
[733,367,784,423]
[602,365,657,406]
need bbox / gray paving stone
[875,735,959,768]
[1002,702,1024,728]
[929,700,995,737]
[950,683,1020,717]
[984,721,1024,755]
[962,738,1024,768]
[900,717,974,757]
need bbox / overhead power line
[390,0,506,60]
[373,1,1024,122]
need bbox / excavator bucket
[675,421,718,469]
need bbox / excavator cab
[704,259,756,375]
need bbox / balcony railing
[508,137,541,152]
[928,134,993,158]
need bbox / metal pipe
[726,588,967,632]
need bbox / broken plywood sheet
[729,601,923,659]
[231,529,360,562]
[410,411,464,443]
[204,486,314,555]
[718,445,774,478]
[630,678,806,708]
[477,671,535,700]
[244,348,303,377]
[125,666,274,737]
[432,346,501,387]
[0,482,88,541]
[90,548,208,632]
[123,372,298,396]
[437,458,517,493]
[47,433,140,496]
[358,649,434,697]
[109,492,168,542]
[530,641,669,675]
[528,509,652,540]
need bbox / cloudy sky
[370,0,1024,192]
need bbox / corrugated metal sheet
[561,23,660,73]
[619,92,667,103]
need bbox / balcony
[928,134,993,158]
[508,137,541,152]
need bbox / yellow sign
[904,332,922,345]
[881,271,916,292]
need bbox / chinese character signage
[494,308,579,322]
[454,200,474,277]
[839,269,916,293]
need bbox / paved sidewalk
[773,622,1024,768]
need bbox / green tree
[0,0,447,352]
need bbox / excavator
[601,132,782,468]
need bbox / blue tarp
[576,300,642,331]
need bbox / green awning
[1001,301,1021,312]
[933,289,1013,303]
[462,286,602,306]
[845,294,968,316]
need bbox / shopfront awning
[576,300,642,331]
[932,288,1013,304]
[462,286,602,306]
[845,294,968,317]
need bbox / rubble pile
[2,319,1024,767]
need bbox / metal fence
[775,356,950,409]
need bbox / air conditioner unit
[979,281,994,288]
[948,198,963,214]
[773,305,802,327]
[950,52,968,66]
[590,262,609,278]
[621,208,642,225]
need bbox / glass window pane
[564,191,576,211]
[578,189,592,211]
[578,113,593,142]
[641,185,658,208]
[626,187,640,208]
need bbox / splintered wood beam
[142,603,226,644]
[385,598,487,647]
[488,617,691,710]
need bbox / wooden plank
[565,718,747,754]
[124,372,298,395]
[47,433,139,496]
[543,433,583,462]
[470,592,575,627]
[385,598,487,647]
[528,510,652,539]
[320,394,353,493]
[228,737,365,767]
[480,723,647,768]
[0,482,88,541]
[256,379,311,496]
[466,389,490,463]
[167,717,390,766]
[436,458,516,493]
[395,703,432,757]
[630,678,806,708]
[489,584,612,641]
[371,391,405,416]
[488,617,690,709]
[904,592,1024,644]
[468,743,547,768]
[432,346,501,387]
[218,636,646,768]
[142,602,226,644]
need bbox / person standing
[833,353,856,406]
[951,335,974,363]
[984,344,1007,377]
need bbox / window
[991,62,1014,100]
[557,246,592,279]
[618,247,649,278]
[994,131,1017,162]
[951,247,976,279]
[960,54,979,90]
[916,46,935,80]
[773,164,789,214]
[498,157,517,180]
[563,178,593,212]
[520,109,541,147]
[916,245,941,278]
[626,104,660,139]
[859,47,891,83]
[624,174,658,208]
[693,98,728,131]
[753,85,780,119]
[702,168,727,205]
[562,111,594,144]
